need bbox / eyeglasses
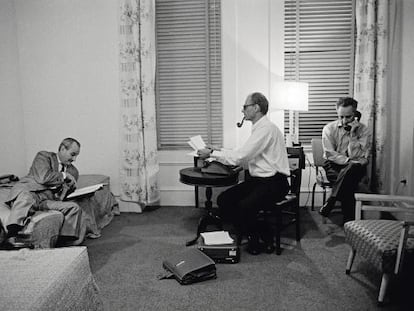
[242,103,256,110]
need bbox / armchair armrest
[355,193,414,220]
[355,193,414,204]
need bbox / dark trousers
[323,160,366,220]
[217,172,289,240]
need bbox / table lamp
[272,81,309,146]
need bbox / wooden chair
[344,193,414,305]
[257,146,305,255]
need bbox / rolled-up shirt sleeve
[347,125,371,162]
[322,125,349,165]
[211,125,271,166]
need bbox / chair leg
[275,234,281,255]
[378,273,391,305]
[322,188,327,205]
[345,248,356,274]
[275,208,282,255]
[311,183,317,211]
[321,187,328,224]
[295,203,300,241]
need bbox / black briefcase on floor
[198,240,240,263]
[159,248,217,285]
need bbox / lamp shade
[271,81,309,111]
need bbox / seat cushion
[344,220,414,273]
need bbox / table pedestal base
[185,209,223,246]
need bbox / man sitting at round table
[197,92,290,255]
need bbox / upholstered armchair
[344,193,414,305]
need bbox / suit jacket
[6,151,79,202]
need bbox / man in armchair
[319,97,370,222]
[2,137,83,249]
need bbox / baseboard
[116,198,143,213]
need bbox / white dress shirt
[58,160,67,179]
[211,116,290,177]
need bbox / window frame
[155,0,223,150]
[283,0,356,147]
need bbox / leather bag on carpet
[158,248,216,285]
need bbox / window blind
[284,0,355,146]
[155,0,222,149]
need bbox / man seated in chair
[197,92,290,255]
[1,137,83,249]
[319,97,370,222]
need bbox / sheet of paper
[187,140,197,151]
[189,135,206,150]
[200,231,234,245]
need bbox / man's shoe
[0,236,34,250]
[246,236,261,255]
[260,242,275,254]
[246,244,261,255]
[319,201,334,217]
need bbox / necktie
[60,164,65,172]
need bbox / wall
[158,0,287,206]
[12,0,121,195]
[0,0,26,176]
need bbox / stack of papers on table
[200,231,234,245]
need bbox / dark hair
[336,97,358,109]
[59,137,81,151]
[249,92,269,115]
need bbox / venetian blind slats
[156,0,222,149]
[284,0,354,145]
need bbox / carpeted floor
[84,206,411,311]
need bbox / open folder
[65,183,105,199]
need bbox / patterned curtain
[118,0,159,211]
[353,0,395,193]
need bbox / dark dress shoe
[246,236,261,255]
[261,242,275,254]
[1,236,34,250]
[319,201,334,217]
[246,244,261,255]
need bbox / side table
[179,166,241,246]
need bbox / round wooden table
[179,166,241,246]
